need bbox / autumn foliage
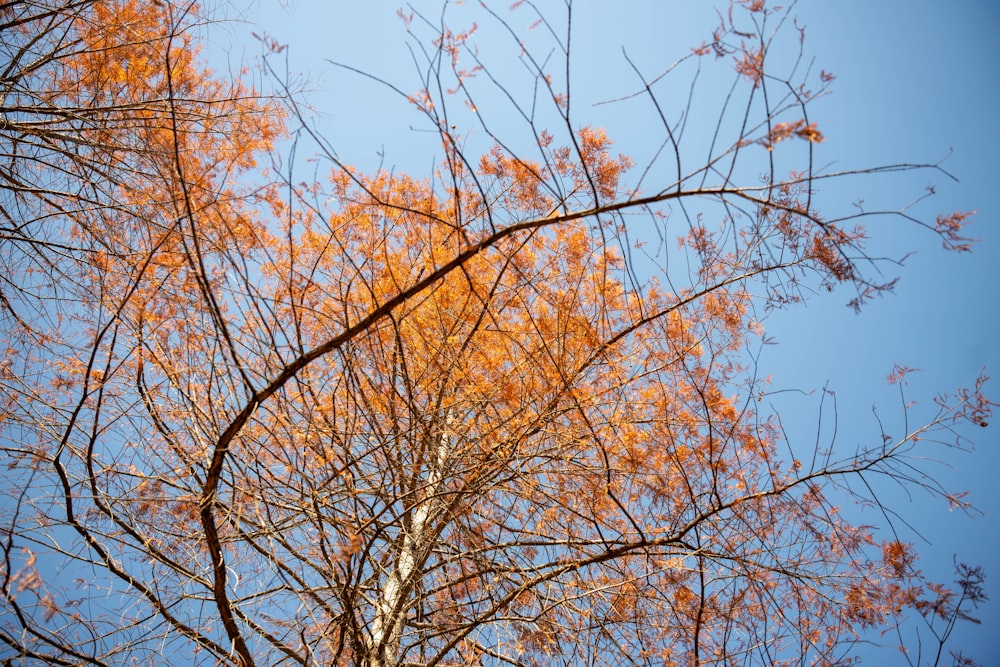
[0,1,990,666]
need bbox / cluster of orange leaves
[761,119,826,150]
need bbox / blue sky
[229,0,999,661]
[764,3,1000,661]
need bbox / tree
[0,1,990,665]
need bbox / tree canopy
[0,1,990,665]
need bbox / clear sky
[762,3,1000,661]
[226,0,999,661]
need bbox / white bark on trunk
[366,411,452,667]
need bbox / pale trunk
[366,412,452,667]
